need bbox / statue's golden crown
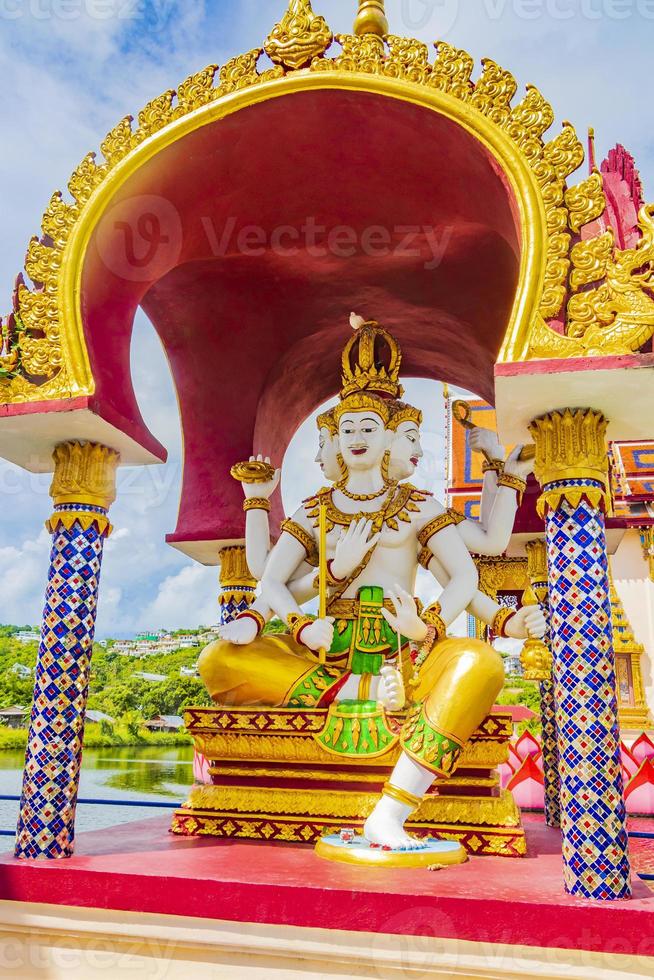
[333,392,391,426]
[388,401,423,431]
[341,314,404,401]
[316,408,338,435]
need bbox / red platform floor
[0,814,653,957]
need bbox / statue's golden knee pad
[419,639,505,745]
[452,640,505,690]
[416,638,503,700]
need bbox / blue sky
[0,0,652,636]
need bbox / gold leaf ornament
[565,170,606,232]
[264,0,332,70]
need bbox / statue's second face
[315,426,341,482]
[389,421,423,481]
[338,411,389,472]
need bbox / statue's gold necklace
[305,483,429,534]
[334,479,393,502]
[328,483,399,532]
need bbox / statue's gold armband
[312,560,345,591]
[287,612,316,646]
[417,512,458,548]
[418,511,463,569]
[235,609,266,637]
[243,497,271,512]
[280,519,319,567]
[492,606,516,637]
[497,473,527,504]
[422,601,447,642]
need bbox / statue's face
[338,411,389,471]
[315,426,340,482]
[389,421,423,480]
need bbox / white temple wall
[612,529,654,714]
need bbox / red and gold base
[172,707,526,857]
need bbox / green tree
[140,677,210,719]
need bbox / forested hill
[0,626,212,723]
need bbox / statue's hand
[469,427,504,463]
[377,665,406,711]
[217,617,259,645]
[302,617,334,652]
[331,519,382,580]
[505,605,547,640]
[503,445,534,481]
[381,586,428,643]
[241,454,281,500]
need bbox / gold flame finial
[354,0,388,36]
[265,0,332,70]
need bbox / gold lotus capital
[529,409,609,515]
[219,545,257,591]
[50,441,119,509]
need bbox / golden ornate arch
[2,0,652,406]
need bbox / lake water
[0,744,194,845]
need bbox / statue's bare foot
[364,802,428,852]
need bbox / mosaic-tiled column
[218,546,256,624]
[525,538,560,829]
[530,409,630,900]
[15,442,119,859]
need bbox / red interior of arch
[80,89,522,552]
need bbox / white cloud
[0,529,50,625]
[140,564,219,630]
[95,584,123,636]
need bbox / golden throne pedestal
[172,707,526,857]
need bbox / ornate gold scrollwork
[476,557,528,600]
[383,35,430,84]
[569,230,614,291]
[428,42,474,99]
[529,205,654,358]
[469,58,517,125]
[137,90,176,139]
[176,65,219,112]
[564,170,606,233]
[100,116,135,167]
